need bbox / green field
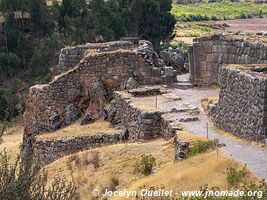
[172,0,267,21]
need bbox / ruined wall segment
[24,40,173,146]
[33,132,122,165]
[55,41,135,75]
[189,34,267,85]
[108,91,177,140]
[209,64,267,140]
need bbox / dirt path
[134,81,267,180]
[173,87,267,180]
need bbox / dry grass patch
[44,135,260,200]
[0,121,23,161]
[44,139,174,200]
[178,130,208,143]
[121,151,259,199]
[37,120,121,141]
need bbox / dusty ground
[216,18,267,33]
[174,18,267,45]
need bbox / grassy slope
[172,0,267,21]
[44,131,259,200]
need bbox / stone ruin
[23,32,267,164]
[23,39,179,164]
[209,64,267,141]
[189,33,267,141]
[189,34,267,86]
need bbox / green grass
[188,140,217,156]
[172,0,267,21]
[191,24,213,32]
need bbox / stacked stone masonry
[33,133,122,165]
[108,91,177,140]
[189,34,267,85]
[56,41,136,75]
[23,40,177,152]
[209,64,267,140]
[32,89,178,165]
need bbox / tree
[28,0,55,35]
[119,0,175,52]
[0,149,77,200]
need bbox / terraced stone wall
[55,41,135,75]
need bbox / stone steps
[174,73,193,89]
[173,82,193,90]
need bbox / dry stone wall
[33,133,122,165]
[25,42,158,141]
[209,64,267,140]
[23,40,178,151]
[56,41,135,75]
[189,34,267,85]
[108,91,177,140]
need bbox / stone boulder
[84,79,107,119]
[108,103,117,124]
[160,47,186,73]
[125,77,139,90]
[49,112,61,131]
[80,114,95,125]
[175,140,190,160]
[121,128,129,140]
[64,104,81,126]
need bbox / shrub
[189,140,217,156]
[0,149,77,200]
[134,154,156,176]
[226,166,247,188]
[239,13,247,19]
[0,52,21,77]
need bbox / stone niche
[189,34,267,86]
[23,40,177,151]
[209,64,267,141]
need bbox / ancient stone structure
[209,64,267,140]
[108,90,177,140]
[175,140,190,160]
[33,132,122,165]
[32,86,181,164]
[23,40,177,152]
[189,34,267,86]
